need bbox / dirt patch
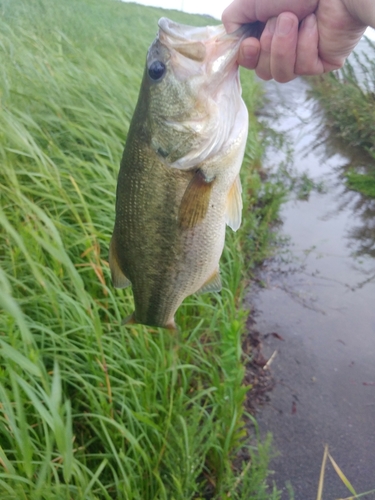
[242,315,276,414]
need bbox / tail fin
[121,312,177,331]
[121,313,136,326]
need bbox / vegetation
[316,445,375,500]
[0,0,284,498]
[309,37,375,198]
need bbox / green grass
[346,169,375,198]
[308,37,375,198]
[0,0,284,498]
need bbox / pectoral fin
[178,169,215,229]
[225,175,242,231]
[109,238,131,289]
[196,269,222,295]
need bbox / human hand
[222,0,372,82]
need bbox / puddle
[250,76,375,498]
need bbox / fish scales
[110,18,262,329]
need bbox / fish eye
[148,61,166,81]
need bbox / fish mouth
[157,17,263,73]
[158,17,263,44]
[158,17,226,42]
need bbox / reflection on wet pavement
[250,76,375,499]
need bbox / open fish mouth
[158,17,263,44]
[158,17,226,42]
[157,17,263,73]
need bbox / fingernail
[242,44,258,60]
[304,13,316,30]
[276,15,294,36]
[267,18,277,35]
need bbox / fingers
[238,12,325,82]
[222,0,257,33]
[270,13,299,82]
[256,13,299,82]
[224,0,367,82]
[255,17,276,80]
[255,0,318,24]
[222,0,319,33]
[238,38,260,70]
[295,14,324,75]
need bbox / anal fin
[196,269,222,295]
[109,238,131,289]
[178,169,215,229]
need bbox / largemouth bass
[110,18,262,329]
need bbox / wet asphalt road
[250,76,375,499]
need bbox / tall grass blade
[316,444,329,500]
[328,451,357,496]
[337,490,375,500]
[0,0,284,496]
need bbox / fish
[109,17,262,329]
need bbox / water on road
[250,77,375,499]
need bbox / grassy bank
[309,37,375,198]
[0,0,283,498]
